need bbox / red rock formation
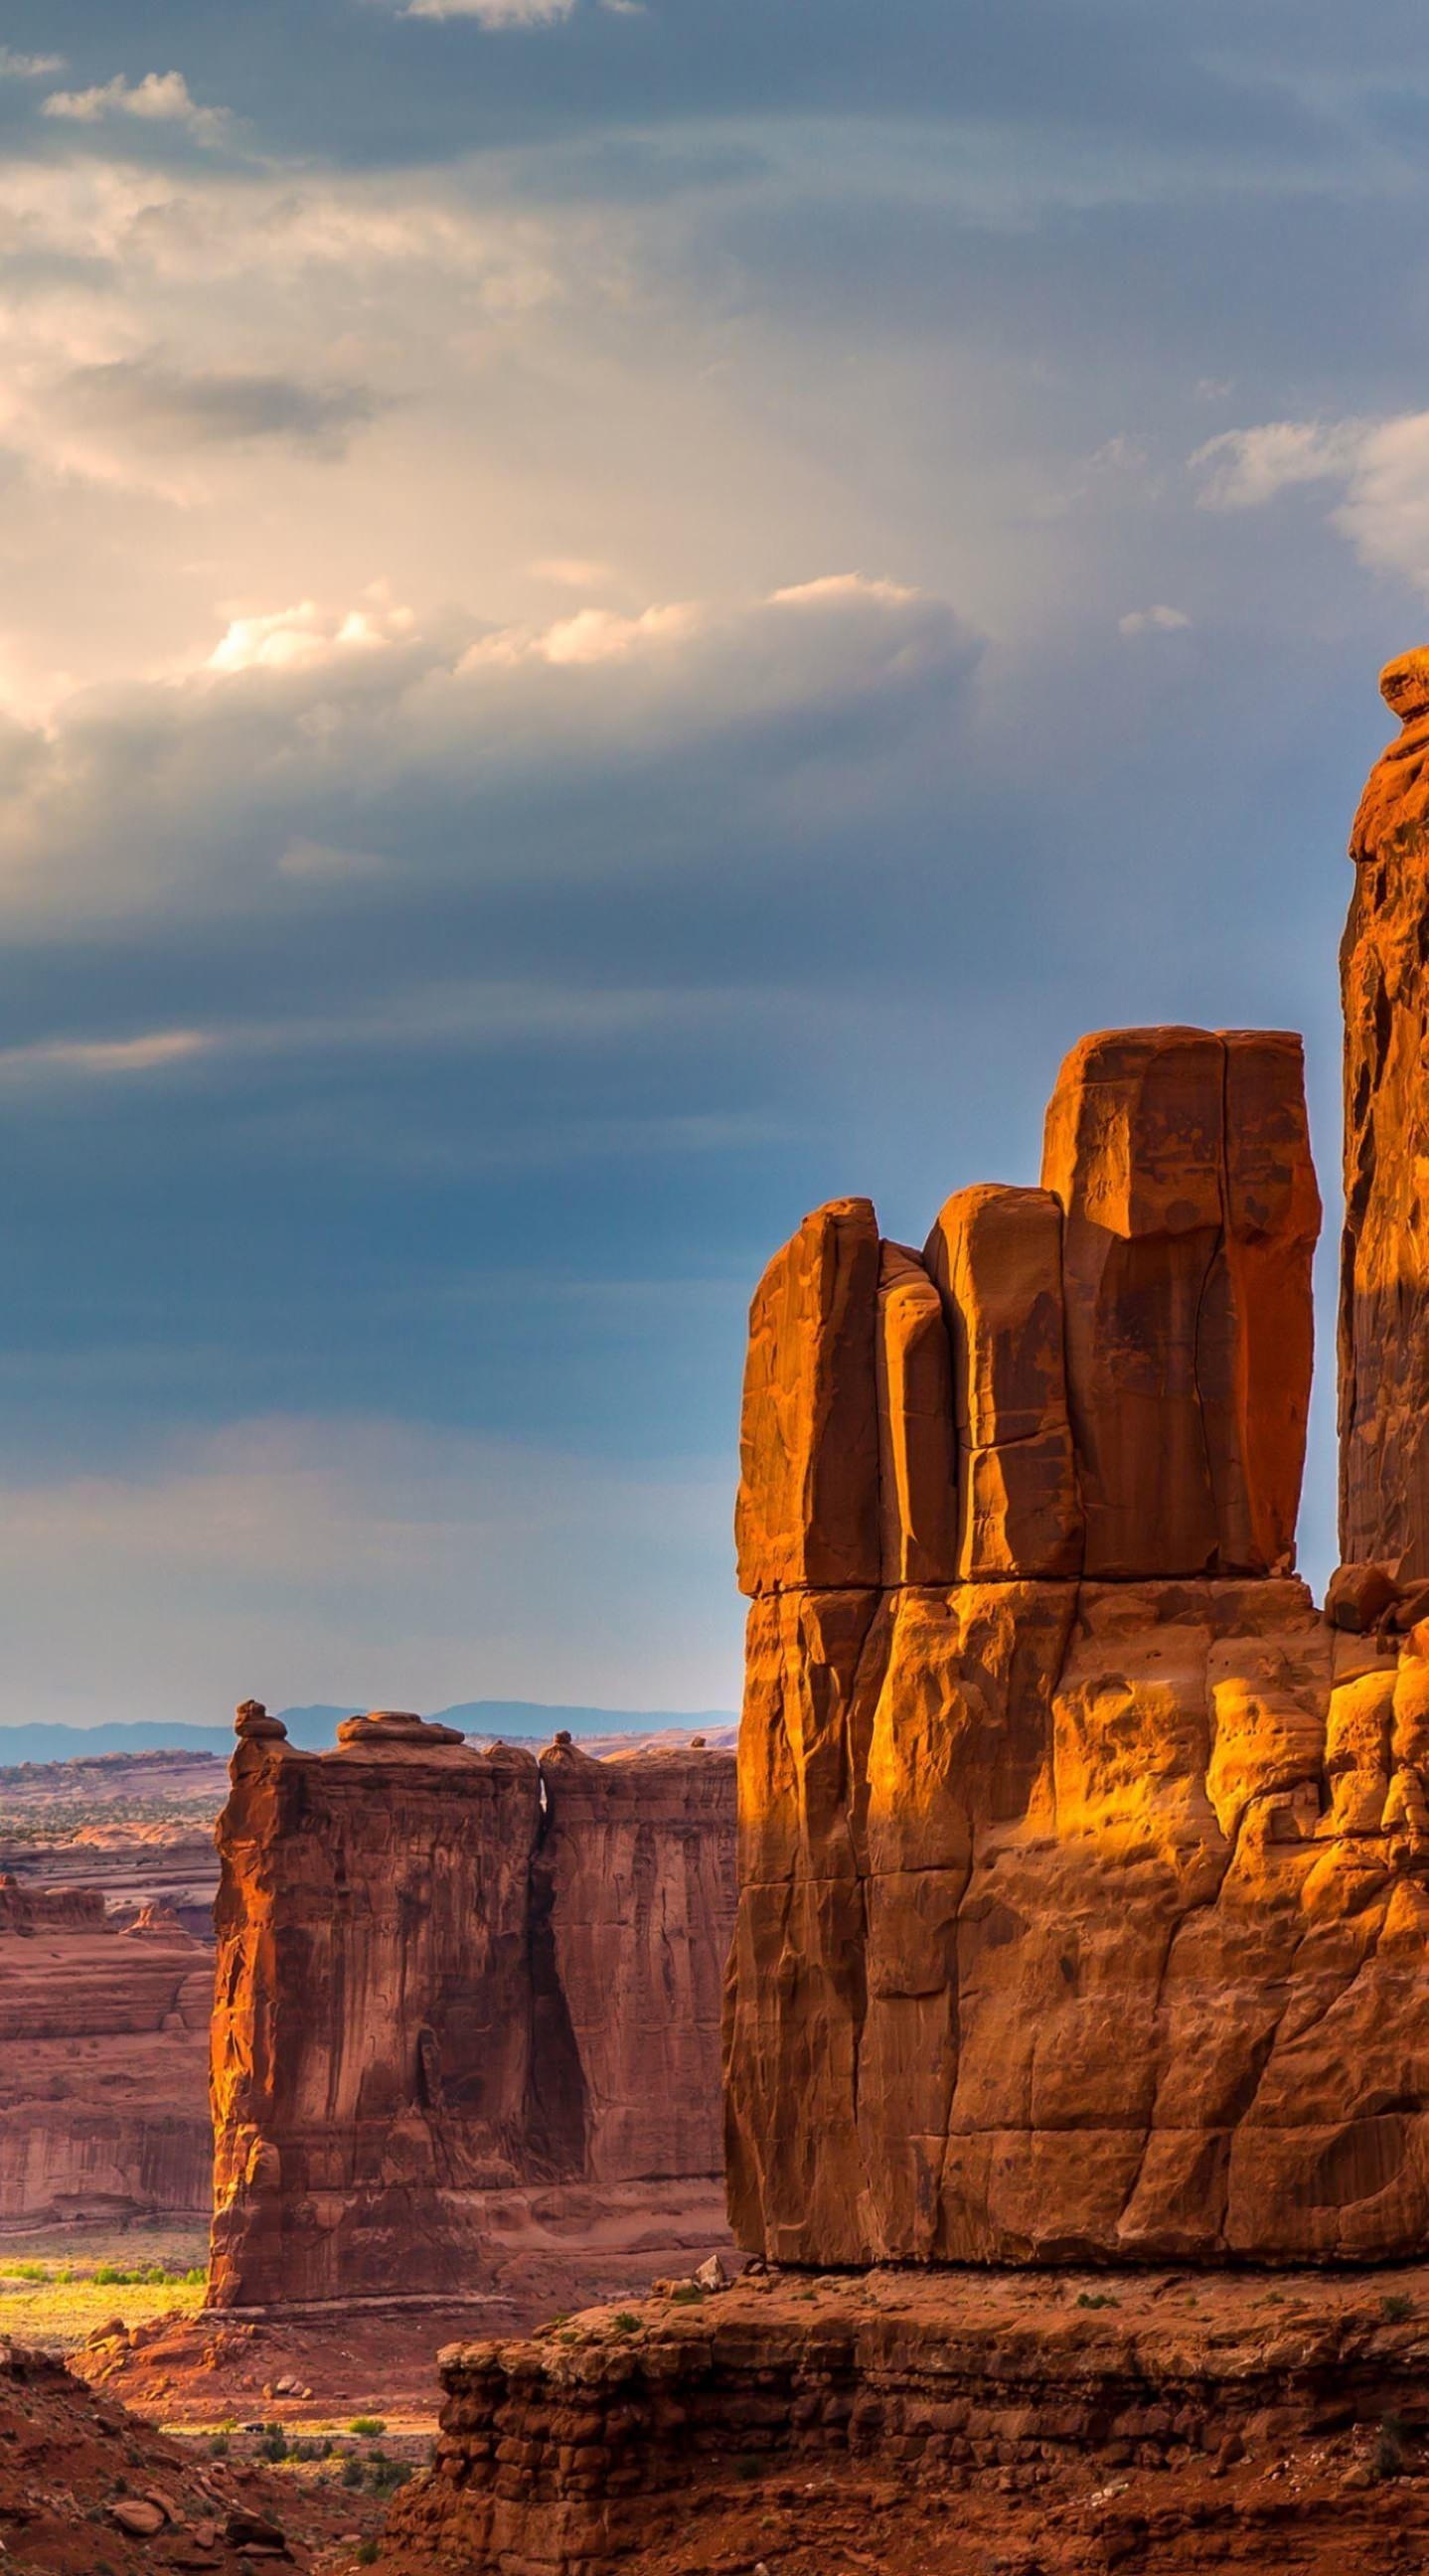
[923,1184,1080,1577]
[734,1197,881,1594]
[209,1709,736,2312]
[1042,1027,1318,1578]
[0,1879,212,2232]
[1342,649,1429,1579]
[721,1025,1429,2268]
[874,1242,960,1585]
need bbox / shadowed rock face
[208,1712,736,2309]
[1342,650,1429,1581]
[719,1024,1429,2267]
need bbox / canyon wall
[0,1878,213,2231]
[208,1708,736,2311]
[723,1018,1429,2266]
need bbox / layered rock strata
[720,1023,1429,2267]
[0,1878,213,2231]
[208,1710,736,2311]
[1342,648,1429,1578]
[379,2268,1429,2576]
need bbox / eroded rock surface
[720,1021,1429,2266]
[0,1875,213,2233]
[209,1709,736,2309]
[1342,649,1429,1580]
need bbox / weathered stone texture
[0,1881,213,2231]
[209,1710,736,2310]
[1342,649,1429,1580]
[734,1197,880,1595]
[1043,1027,1318,1578]
[923,1184,1080,1578]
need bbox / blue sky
[0,1,1422,1723]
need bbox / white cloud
[0,572,977,928]
[0,48,66,79]
[1118,603,1191,635]
[404,0,577,21]
[41,70,228,141]
[207,589,417,674]
[1190,408,1429,593]
[1191,418,1372,511]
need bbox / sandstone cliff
[209,1710,735,2310]
[0,1877,212,2232]
[1342,647,1429,1578]
[718,1023,1429,2267]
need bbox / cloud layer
[0,0,1423,1718]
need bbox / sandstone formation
[717,1018,1429,2269]
[379,2266,1429,2576]
[209,1709,736,2311]
[1342,647,1429,1579]
[0,1877,212,2232]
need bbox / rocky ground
[375,2261,1429,2575]
[0,2335,405,2576]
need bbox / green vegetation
[608,2311,640,2336]
[0,2228,209,2349]
[1373,2412,1409,2481]
[1382,2292,1415,2322]
[349,2416,387,2438]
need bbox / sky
[0,1,1426,1726]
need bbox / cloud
[0,1415,740,1722]
[54,358,380,457]
[403,0,578,21]
[1191,418,1373,511]
[0,49,66,80]
[529,557,614,588]
[0,1031,208,1081]
[0,572,978,929]
[1118,603,1191,635]
[41,70,228,141]
[1190,408,1429,593]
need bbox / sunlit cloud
[0,1030,209,1080]
[403,0,577,22]
[1191,408,1429,594]
[41,70,229,140]
[0,48,67,79]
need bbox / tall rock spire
[1341,648,1429,1576]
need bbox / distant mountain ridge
[0,1701,736,1768]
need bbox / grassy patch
[0,2228,209,2349]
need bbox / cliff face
[208,1710,736,2309]
[1342,648,1429,1579]
[0,1879,213,2231]
[720,1022,1429,2267]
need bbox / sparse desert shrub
[667,2284,705,2306]
[257,2425,288,2463]
[1374,2413,1409,2481]
[1075,2292,1118,2310]
[208,2434,230,2460]
[349,2416,386,2439]
[341,2457,365,2491]
[357,2541,380,2566]
[1383,2293,1415,2322]
[608,2312,640,2336]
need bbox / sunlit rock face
[209,1710,736,2309]
[1342,649,1429,1582]
[722,1024,1429,2266]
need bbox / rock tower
[723,851,1429,2264]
